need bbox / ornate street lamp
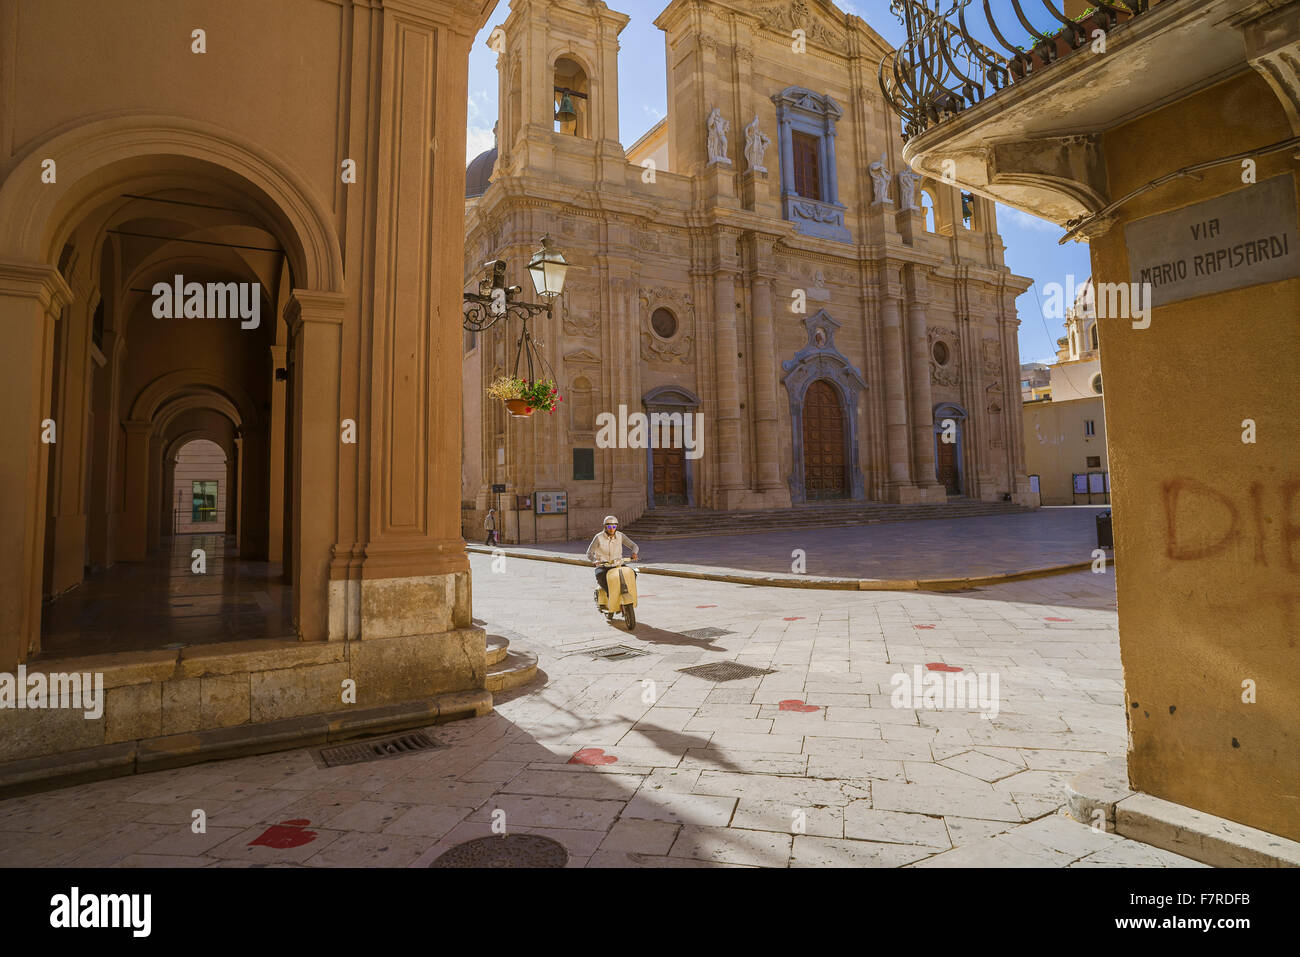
[462,236,570,393]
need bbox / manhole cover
[680,627,734,639]
[314,730,439,768]
[587,645,646,660]
[428,834,568,868]
[677,661,775,682]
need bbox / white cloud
[643,103,665,121]
[465,126,495,166]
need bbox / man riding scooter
[586,515,640,629]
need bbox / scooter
[594,558,638,630]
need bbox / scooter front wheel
[622,604,636,631]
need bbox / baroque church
[462,0,1036,542]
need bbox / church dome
[465,145,497,199]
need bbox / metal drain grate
[677,661,775,682]
[429,834,568,868]
[680,627,735,639]
[587,644,647,661]
[314,730,439,768]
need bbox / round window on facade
[651,307,678,339]
[1091,373,1103,394]
[932,340,950,366]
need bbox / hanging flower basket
[488,375,562,416]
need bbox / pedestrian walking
[484,507,498,546]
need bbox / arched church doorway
[802,379,847,500]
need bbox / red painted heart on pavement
[250,818,317,849]
[914,624,936,630]
[779,699,820,713]
[925,662,963,672]
[1044,617,1072,622]
[568,748,618,766]
[783,616,805,621]
[696,604,717,609]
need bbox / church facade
[462,0,1036,542]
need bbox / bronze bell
[555,91,577,125]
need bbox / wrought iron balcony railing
[880,0,1153,141]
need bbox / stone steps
[485,649,540,693]
[623,500,1029,539]
[486,634,509,667]
[484,629,540,693]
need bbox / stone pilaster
[0,261,69,667]
[906,265,941,496]
[712,268,745,506]
[878,268,913,496]
[750,273,785,498]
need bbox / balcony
[877,0,1300,235]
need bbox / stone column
[0,261,68,667]
[285,291,343,641]
[750,273,783,495]
[267,343,287,563]
[906,266,940,493]
[45,290,94,595]
[778,113,795,195]
[118,420,152,561]
[878,271,912,493]
[712,268,744,505]
[824,121,840,206]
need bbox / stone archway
[0,118,344,661]
[781,311,867,504]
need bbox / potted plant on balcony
[1011,3,1135,79]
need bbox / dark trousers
[485,530,497,545]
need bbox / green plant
[519,377,561,414]
[487,375,561,413]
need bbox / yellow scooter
[595,558,638,631]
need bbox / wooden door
[652,420,686,506]
[802,380,846,500]
[936,437,961,494]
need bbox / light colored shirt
[484,512,496,530]
[586,530,638,564]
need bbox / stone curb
[0,688,493,799]
[465,544,1105,591]
[1064,758,1300,867]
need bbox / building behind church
[462,0,1037,543]
[1022,278,1109,506]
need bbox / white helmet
[603,515,619,526]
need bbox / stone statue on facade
[869,152,892,205]
[743,115,770,173]
[897,166,920,211]
[707,108,732,165]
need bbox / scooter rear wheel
[622,604,636,631]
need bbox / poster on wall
[1073,473,1088,495]
[1088,472,1105,494]
[535,490,567,515]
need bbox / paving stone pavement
[500,506,1111,580]
[0,555,1205,868]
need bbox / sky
[464,0,1092,365]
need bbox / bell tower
[492,0,629,180]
